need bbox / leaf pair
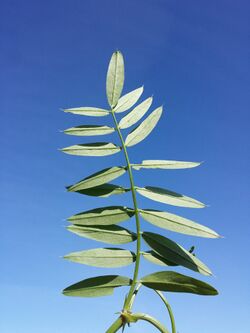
[63,271,218,297]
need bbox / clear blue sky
[1,1,249,332]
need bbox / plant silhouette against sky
[61,51,219,332]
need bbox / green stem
[132,313,170,333]
[105,317,123,333]
[154,290,176,333]
[127,283,142,310]
[110,110,141,310]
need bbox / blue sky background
[1,1,250,332]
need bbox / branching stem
[131,313,170,333]
[110,109,141,311]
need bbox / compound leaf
[132,160,201,170]
[136,186,205,208]
[61,142,121,157]
[106,51,125,108]
[125,107,162,147]
[113,87,143,113]
[140,271,218,296]
[63,107,109,117]
[67,206,134,226]
[67,166,126,192]
[63,275,131,297]
[140,209,219,238]
[68,224,137,244]
[64,248,136,268]
[142,231,212,276]
[64,125,115,136]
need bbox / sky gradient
[1,1,250,332]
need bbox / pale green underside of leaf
[132,160,201,170]
[125,107,163,147]
[63,275,131,297]
[64,125,115,136]
[68,224,137,244]
[106,51,125,108]
[73,184,129,197]
[136,186,205,208]
[68,206,134,226]
[61,142,121,157]
[67,166,126,192]
[142,232,212,276]
[113,86,144,113]
[140,209,219,238]
[140,271,218,296]
[119,97,153,129]
[142,251,177,266]
[63,107,110,117]
[64,248,136,268]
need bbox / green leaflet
[64,248,136,268]
[113,87,144,113]
[119,97,153,129]
[136,186,205,208]
[63,107,110,117]
[142,232,212,276]
[125,107,163,147]
[61,142,121,157]
[73,184,129,197]
[142,251,177,266]
[67,166,126,192]
[64,125,115,136]
[140,209,219,238]
[140,271,218,296]
[67,206,134,226]
[106,51,125,108]
[68,224,137,244]
[132,160,201,170]
[63,275,131,297]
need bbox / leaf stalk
[154,290,176,333]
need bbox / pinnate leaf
[125,107,162,147]
[140,271,218,296]
[136,186,205,208]
[63,275,131,297]
[106,51,124,107]
[142,231,212,275]
[68,224,137,244]
[67,166,126,192]
[64,248,136,268]
[68,206,134,226]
